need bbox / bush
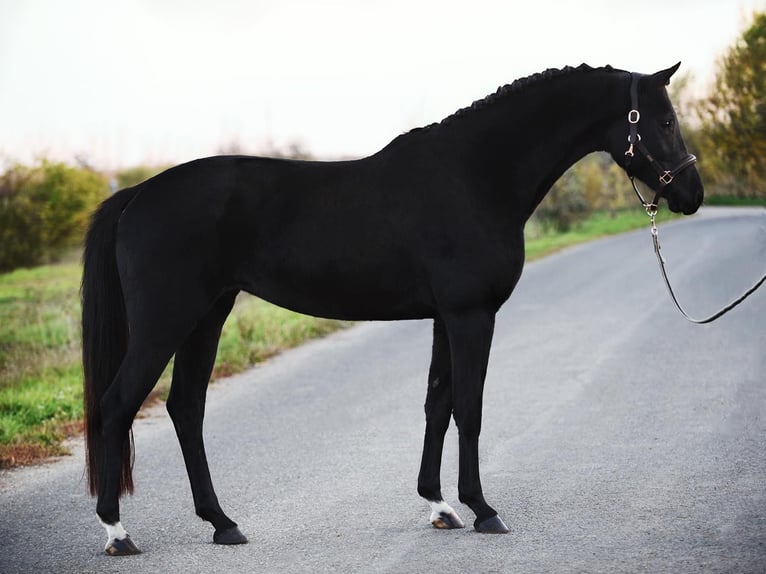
[0,161,109,271]
[535,164,592,232]
[115,165,166,189]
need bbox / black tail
[81,186,140,497]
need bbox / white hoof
[428,500,465,529]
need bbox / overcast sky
[1,0,763,169]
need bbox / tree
[697,11,766,198]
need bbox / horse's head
[607,63,704,215]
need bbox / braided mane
[390,64,619,144]
[440,63,615,126]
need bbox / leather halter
[624,73,766,324]
[623,73,697,214]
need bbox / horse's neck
[442,71,628,221]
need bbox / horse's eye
[662,118,675,130]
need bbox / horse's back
[113,154,445,320]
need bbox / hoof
[105,535,141,556]
[428,501,465,530]
[474,514,510,534]
[214,526,248,545]
[431,510,466,530]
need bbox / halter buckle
[659,171,674,185]
[628,110,640,124]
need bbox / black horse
[82,63,703,555]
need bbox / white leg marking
[428,500,465,529]
[428,500,455,523]
[98,516,128,549]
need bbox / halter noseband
[623,73,697,214]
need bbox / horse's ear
[651,62,682,86]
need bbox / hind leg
[95,282,215,555]
[96,334,182,554]
[166,291,247,545]
[417,318,465,529]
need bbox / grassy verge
[0,265,84,465]
[0,266,348,467]
[524,208,678,261]
[0,208,678,468]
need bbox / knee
[453,414,482,439]
[452,401,483,438]
[424,405,452,433]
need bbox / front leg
[443,310,510,534]
[418,318,464,529]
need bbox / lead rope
[645,206,766,324]
[623,69,766,324]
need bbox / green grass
[0,364,82,451]
[0,265,349,466]
[0,264,82,389]
[524,209,679,260]
[0,207,683,467]
[0,264,85,463]
[214,297,344,378]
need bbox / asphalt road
[1,207,765,574]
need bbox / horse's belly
[241,263,434,321]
